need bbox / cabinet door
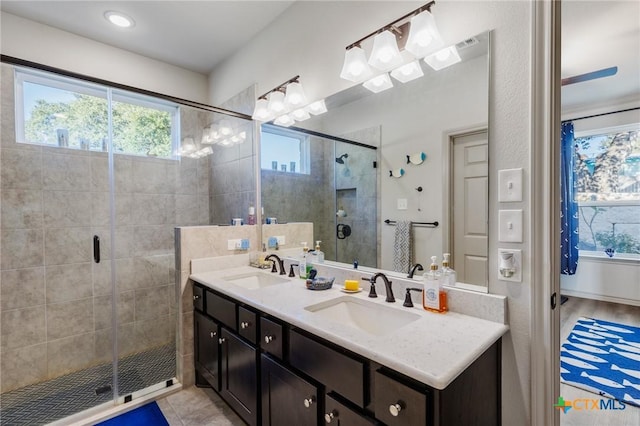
[262,355,319,426]
[194,312,220,390]
[220,328,258,426]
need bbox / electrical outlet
[276,235,285,245]
[498,248,522,282]
[227,239,242,250]
[397,198,408,210]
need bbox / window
[574,124,640,258]
[261,125,310,174]
[15,68,178,158]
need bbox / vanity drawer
[238,306,258,344]
[260,317,284,359]
[374,370,428,426]
[325,394,375,426]
[193,284,204,312]
[205,291,236,331]
[289,329,365,407]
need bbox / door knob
[241,321,251,329]
[193,294,200,300]
[389,402,403,417]
[324,410,338,423]
[210,331,216,338]
[303,396,315,408]
[218,337,226,344]
[264,335,274,344]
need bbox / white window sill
[578,251,640,264]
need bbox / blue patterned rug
[561,317,640,407]
[95,402,168,426]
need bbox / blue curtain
[560,121,579,275]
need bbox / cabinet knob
[303,396,315,408]
[389,402,403,417]
[241,321,251,329]
[264,335,274,344]
[210,331,217,338]
[324,410,338,423]
[218,337,226,344]
[193,295,200,300]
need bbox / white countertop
[190,265,508,390]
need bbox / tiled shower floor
[0,344,176,425]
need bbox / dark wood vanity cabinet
[194,311,220,391]
[261,354,319,426]
[220,328,259,426]
[192,282,501,426]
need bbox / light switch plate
[275,235,285,245]
[498,209,523,242]
[498,168,523,202]
[397,198,408,210]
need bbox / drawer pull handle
[389,402,403,417]
[264,335,274,344]
[324,410,338,423]
[210,331,217,338]
[193,295,200,300]
[303,396,315,408]
[241,321,251,329]
[218,337,226,344]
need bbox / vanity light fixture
[390,60,424,83]
[306,99,327,115]
[404,10,443,57]
[423,45,461,71]
[340,1,459,90]
[368,30,403,71]
[363,73,394,93]
[252,75,328,126]
[104,11,135,28]
[339,46,374,82]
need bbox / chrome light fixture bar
[252,75,327,126]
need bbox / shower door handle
[93,235,100,263]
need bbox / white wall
[0,12,208,103]
[209,1,533,424]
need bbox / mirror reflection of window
[261,125,310,175]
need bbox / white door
[452,131,488,286]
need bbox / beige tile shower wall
[0,63,204,393]
[175,225,259,386]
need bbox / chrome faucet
[366,272,395,303]
[265,254,286,275]
[407,263,424,279]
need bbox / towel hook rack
[384,219,438,228]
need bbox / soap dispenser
[314,241,325,263]
[441,253,456,287]
[423,256,447,313]
[299,242,309,279]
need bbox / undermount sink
[304,296,421,336]
[221,271,290,290]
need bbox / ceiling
[1,1,638,112]
[0,1,295,74]
[561,1,640,113]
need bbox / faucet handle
[404,288,422,307]
[289,264,298,277]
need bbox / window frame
[573,122,640,261]
[14,67,180,159]
[260,124,310,175]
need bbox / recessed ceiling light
[104,11,135,28]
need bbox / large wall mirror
[260,31,491,291]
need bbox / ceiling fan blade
[561,66,618,86]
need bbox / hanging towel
[392,220,412,273]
